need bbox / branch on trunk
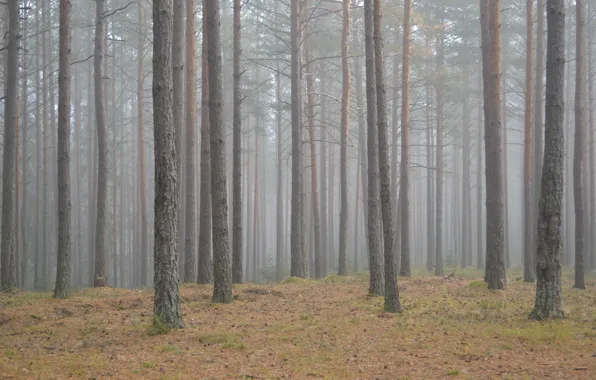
[103,1,135,19]
[71,55,94,66]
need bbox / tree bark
[462,70,472,267]
[152,0,185,329]
[398,0,412,278]
[573,0,586,290]
[338,0,350,277]
[589,2,596,272]
[425,33,434,271]
[20,13,29,289]
[529,0,565,320]
[290,0,306,278]
[184,0,198,283]
[54,0,73,298]
[137,1,149,286]
[1,0,20,289]
[198,0,213,284]
[207,0,233,303]
[173,0,185,276]
[364,0,383,296]
[483,0,506,290]
[435,12,445,277]
[523,0,536,282]
[94,0,109,287]
[476,68,484,269]
[232,0,243,284]
[375,0,400,312]
[34,6,42,289]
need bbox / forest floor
[0,268,595,379]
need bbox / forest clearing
[1,269,594,379]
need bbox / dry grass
[0,268,594,379]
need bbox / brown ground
[0,269,595,379]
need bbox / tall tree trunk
[34,5,42,289]
[573,0,586,290]
[207,0,233,303]
[173,0,185,276]
[111,58,118,287]
[305,45,323,279]
[425,33,434,271]
[391,28,400,246]
[1,0,20,289]
[398,0,412,278]
[290,0,306,278]
[74,50,83,287]
[319,61,328,276]
[462,70,472,267]
[137,1,149,286]
[20,12,29,289]
[94,0,108,287]
[198,0,213,284]
[477,68,484,269]
[184,0,198,283]
[276,68,284,281]
[42,1,51,285]
[54,0,73,298]
[589,2,596,272]
[375,0,401,312]
[364,0,383,296]
[338,0,350,277]
[529,0,565,320]
[232,0,243,284]
[152,0,185,328]
[435,14,445,277]
[483,0,506,290]
[533,0,546,272]
[524,0,536,282]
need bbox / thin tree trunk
[54,0,73,297]
[364,0,383,296]
[207,0,233,303]
[173,0,185,276]
[198,0,213,284]
[435,13,445,277]
[398,0,412,278]
[34,6,42,289]
[462,70,472,267]
[338,0,350,276]
[477,67,484,269]
[276,68,284,281]
[184,0,198,283]
[375,0,400,312]
[319,61,328,276]
[482,0,506,290]
[42,1,51,285]
[290,0,306,278]
[589,2,596,272]
[426,33,434,271]
[573,0,586,290]
[20,13,29,289]
[524,0,536,282]
[232,0,243,284]
[94,0,108,287]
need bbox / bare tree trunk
[137,2,149,286]
[529,0,565,320]
[477,68,484,269]
[74,51,83,287]
[232,0,243,284]
[305,44,323,279]
[319,61,328,276]
[425,33,434,271]
[54,0,73,297]
[94,0,108,287]
[19,13,29,289]
[589,2,596,272]
[375,0,400,312]
[207,0,233,303]
[276,68,284,281]
[524,0,536,282]
[42,1,51,285]
[364,0,383,296]
[173,0,185,276]
[338,0,350,276]
[34,6,42,289]
[573,0,586,290]
[1,0,20,289]
[398,0,412,278]
[482,0,506,290]
[198,0,213,284]
[435,13,445,277]
[391,28,400,244]
[184,0,198,283]
[462,70,472,267]
[152,0,185,328]
[111,58,118,287]
[533,0,546,272]
[290,0,306,278]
